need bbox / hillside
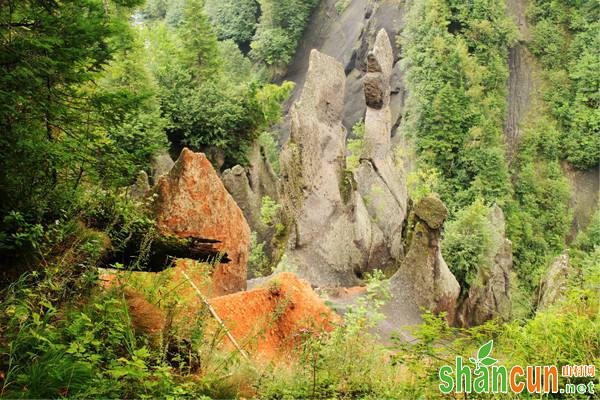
[0,0,598,398]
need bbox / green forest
[0,0,598,398]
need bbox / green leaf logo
[478,340,493,359]
[470,340,498,369]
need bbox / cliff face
[279,0,405,136]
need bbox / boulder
[153,148,251,295]
[385,196,460,326]
[456,205,512,326]
[538,253,571,310]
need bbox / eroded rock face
[355,30,408,266]
[151,152,175,185]
[456,205,512,327]
[222,143,278,234]
[129,170,150,200]
[387,196,460,324]
[153,148,250,295]
[222,143,280,275]
[538,253,571,310]
[279,50,364,287]
[279,34,409,287]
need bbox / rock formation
[222,142,279,269]
[153,148,251,295]
[456,205,512,327]
[101,268,337,361]
[279,49,365,287]
[280,0,405,135]
[356,29,408,265]
[385,196,460,327]
[279,32,408,287]
[538,253,571,310]
[129,170,150,200]
[151,152,175,185]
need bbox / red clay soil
[100,267,338,362]
[209,272,339,361]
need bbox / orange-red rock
[100,270,338,362]
[153,148,251,296]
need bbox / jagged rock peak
[279,50,364,286]
[153,148,251,296]
[295,49,346,125]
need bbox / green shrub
[205,0,259,46]
[248,232,271,277]
[528,0,600,170]
[443,199,494,293]
[346,120,365,172]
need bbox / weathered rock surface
[222,143,279,267]
[563,162,600,242]
[280,0,405,135]
[384,196,460,330]
[153,148,251,295]
[355,30,408,266]
[129,170,150,200]
[538,253,571,310]
[101,268,337,361]
[456,205,512,327]
[151,152,175,185]
[279,50,364,286]
[279,34,408,287]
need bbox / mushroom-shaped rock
[382,196,460,333]
[153,148,251,295]
[413,196,448,230]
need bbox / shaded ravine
[278,0,405,140]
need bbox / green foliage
[443,199,494,293]
[260,196,282,226]
[528,0,600,169]
[179,0,220,75]
[407,167,441,203]
[176,81,260,166]
[346,120,365,172]
[143,13,292,168]
[217,40,255,85]
[258,131,281,175]
[395,283,599,398]
[401,0,515,212]
[248,232,271,277]
[256,271,404,399]
[0,0,167,268]
[335,0,352,14]
[506,116,571,291]
[205,0,259,47]
[251,0,319,67]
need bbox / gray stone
[129,170,150,200]
[151,153,175,185]
[413,196,448,230]
[279,50,364,287]
[538,253,571,310]
[385,196,460,327]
